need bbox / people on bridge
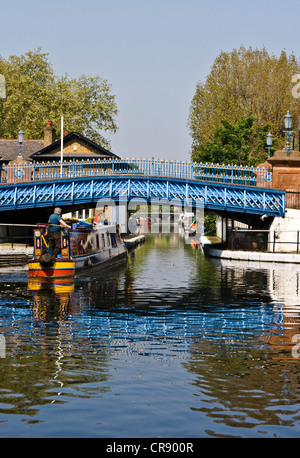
[47,207,71,258]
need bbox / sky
[1,0,300,161]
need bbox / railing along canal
[0,158,272,188]
[230,229,300,253]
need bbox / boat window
[96,234,100,250]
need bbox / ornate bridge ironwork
[0,161,285,217]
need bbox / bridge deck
[0,171,285,217]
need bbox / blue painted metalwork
[0,157,272,187]
[0,174,285,217]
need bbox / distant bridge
[0,158,285,219]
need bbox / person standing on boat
[47,207,71,258]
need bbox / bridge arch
[0,174,285,217]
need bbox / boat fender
[87,257,93,267]
[39,252,55,267]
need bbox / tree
[188,46,300,164]
[193,116,272,165]
[0,49,118,149]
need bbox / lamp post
[284,111,292,151]
[266,132,273,157]
[18,130,24,158]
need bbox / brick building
[0,121,120,221]
[0,120,119,163]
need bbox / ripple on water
[1,240,300,437]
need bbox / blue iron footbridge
[0,158,285,217]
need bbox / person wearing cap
[47,207,71,258]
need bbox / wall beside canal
[0,245,33,268]
[216,209,300,254]
[202,234,300,264]
[269,208,300,252]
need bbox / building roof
[0,139,44,162]
[31,131,119,161]
[0,131,119,163]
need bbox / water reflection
[185,258,300,437]
[1,236,300,436]
[28,277,75,320]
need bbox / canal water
[1,233,300,438]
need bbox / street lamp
[284,110,292,129]
[18,130,24,157]
[284,111,292,151]
[266,132,273,157]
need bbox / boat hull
[28,259,75,278]
[74,244,127,270]
[28,245,127,277]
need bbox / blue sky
[1,0,300,160]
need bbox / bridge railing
[192,162,271,187]
[0,157,272,188]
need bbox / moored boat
[28,221,127,278]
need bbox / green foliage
[204,212,216,236]
[0,48,118,149]
[193,116,272,165]
[188,46,300,165]
[62,218,79,224]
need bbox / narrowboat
[28,221,127,278]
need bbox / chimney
[44,120,56,147]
